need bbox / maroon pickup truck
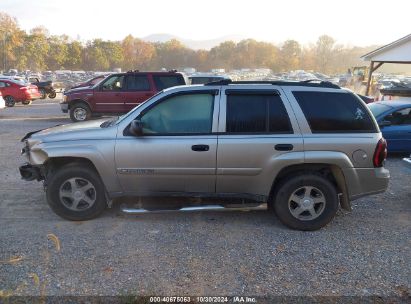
[61,71,186,122]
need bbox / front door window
[101,75,125,91]
[140,93,214,134]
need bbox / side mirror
[130,119,144,136]
[379,120,391,127]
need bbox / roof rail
[204,79,340,89]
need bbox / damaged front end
[20,130,47,182]
[19,163,43,181]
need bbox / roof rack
[204,79,340,89]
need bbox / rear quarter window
[153,75,185,90]
[293,91,377,133]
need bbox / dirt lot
[0,99,410,298]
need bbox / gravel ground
[0,99,410,299]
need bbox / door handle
[192,145,209,152]
[275,144,293,151]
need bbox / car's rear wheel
[46,163,107,221]
[273,173,339,231]
[70,103,91,122]
[48,91,57,99]
[22,100,32,105]
[4,96,15,107]
[39,89,47,99]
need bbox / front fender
[32,142,122,194]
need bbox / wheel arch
[42,151,121,195]
[269,163,351,211]
[68,99,92,110]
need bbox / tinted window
[140,93,214,134]
[383,108,411,125]
[153,75,185,90]
[101,75,125,91]
[293,91,376,133]
[226,93,292,133]
[126,75,150,91]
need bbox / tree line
[0,12,378,74]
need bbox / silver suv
[19,80,390,230]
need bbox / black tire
[48,91,57,99]
[4,95,15,107]
[273,173,339,231]
[22,100,32,105]
[39,89,47,99]
[69,102,91,122]
[46,163,107,221]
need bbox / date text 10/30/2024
[149,296,257,303]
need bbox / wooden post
[365,61,374,96]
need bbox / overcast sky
[1,0,410,46]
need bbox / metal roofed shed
[361,34,411,95]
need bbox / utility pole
[2,32,8,72]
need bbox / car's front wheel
[274,173,339,231]
[46,163,107,221]
[69,103,91,122]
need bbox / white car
[0,92,5,109]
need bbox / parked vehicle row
[20,80,389,230]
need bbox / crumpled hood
[23,119,116,143]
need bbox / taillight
[373,138,387,167]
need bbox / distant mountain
[142,33,244,50]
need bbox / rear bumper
[25,93,41,100]
[19,163,43,181]
[344,167,390,200]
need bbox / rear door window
[293,91,377,133]
[153,75,185,90]
[226,93,292,133]
[125,75,150,91]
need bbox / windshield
[368,103,391,117]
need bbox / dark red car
[0,79,41,107]
[61,71,186,122]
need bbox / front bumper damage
[19,163,43,181]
